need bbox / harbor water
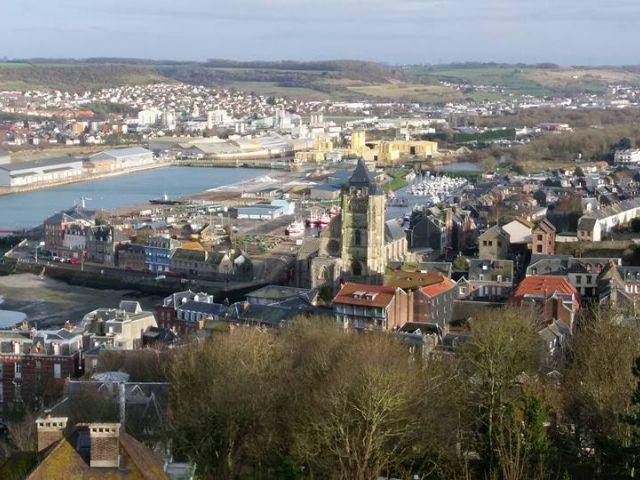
[0,166,270,230]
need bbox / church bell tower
[341,159,386,284]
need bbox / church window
[352,261,362,276]
[354,230,361,246]
[318,267,328,280]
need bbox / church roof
[347,159,381,194]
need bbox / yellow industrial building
[296,130,439,165]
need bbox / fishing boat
[285,220,305,236]
[317,213,331,227]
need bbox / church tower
[341,159,386,284]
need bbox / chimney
[89,423,120,468]
[36,413,68,452]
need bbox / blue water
[435,162,482,173]
[0,167,269,230]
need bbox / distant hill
[3,59,640,103]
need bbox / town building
[502,218,534,245]
[513,275,580,331]
[80,301,157,350]
[117,243,146,271]
[156,290,222,335]
[599,264,640,310]
[43,206,95,256]
[28,416,170,479]
[531,218,557,255]
[614,148,640,165]
[406,205,476,254]
[0,327,83,410]
[577,199,640,242]
[86,147,155,173]
[144,236,182,273]
[332,282,411,331]
[236,204,284,220]
[61,224,88,259]
[85,225,130,266]
[526,255,620,298]
[411,274,457,333]
[0,156,84,187]
[478,225,510,260]
[457,259,514,302]
[245,285,318,307]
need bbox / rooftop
[333,282,398,308]
[514,275,578,298]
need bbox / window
[479,274,484,281]
[354,230,361,246]
[536,245,543,253]
[14,363,21,379]
[54,363,61,379]
[352,260,362,276]
[586,275,593,284]
[538,234,543,241]
[576,275,582,284]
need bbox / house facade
[332,282,411,331]
[478,225,510,261]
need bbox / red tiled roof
[333,282,399,308]
[420,275,456,297]
[513,275,577,298]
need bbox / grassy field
[416,66,640,96]
[347,81,465,103]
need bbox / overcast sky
[1,0,638,65]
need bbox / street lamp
[34,241,45,263]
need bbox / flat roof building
[0,156,84,187]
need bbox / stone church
[296,159,409,293]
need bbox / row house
[85,225,130,266]
[457,259,514,302]
[526,255,620,298]
[43,206,95,256]
[117,243,146,271]
[144,236,182,273]
[0,327,83,410]
[577,198,640,241]
[61,224,88,259]
[156,290,219,335]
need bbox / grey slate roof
[577,216,598,231]
[384,219,406,243]
[0,156,83,172]
[177,301,227,317]
[347,159,382,194]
